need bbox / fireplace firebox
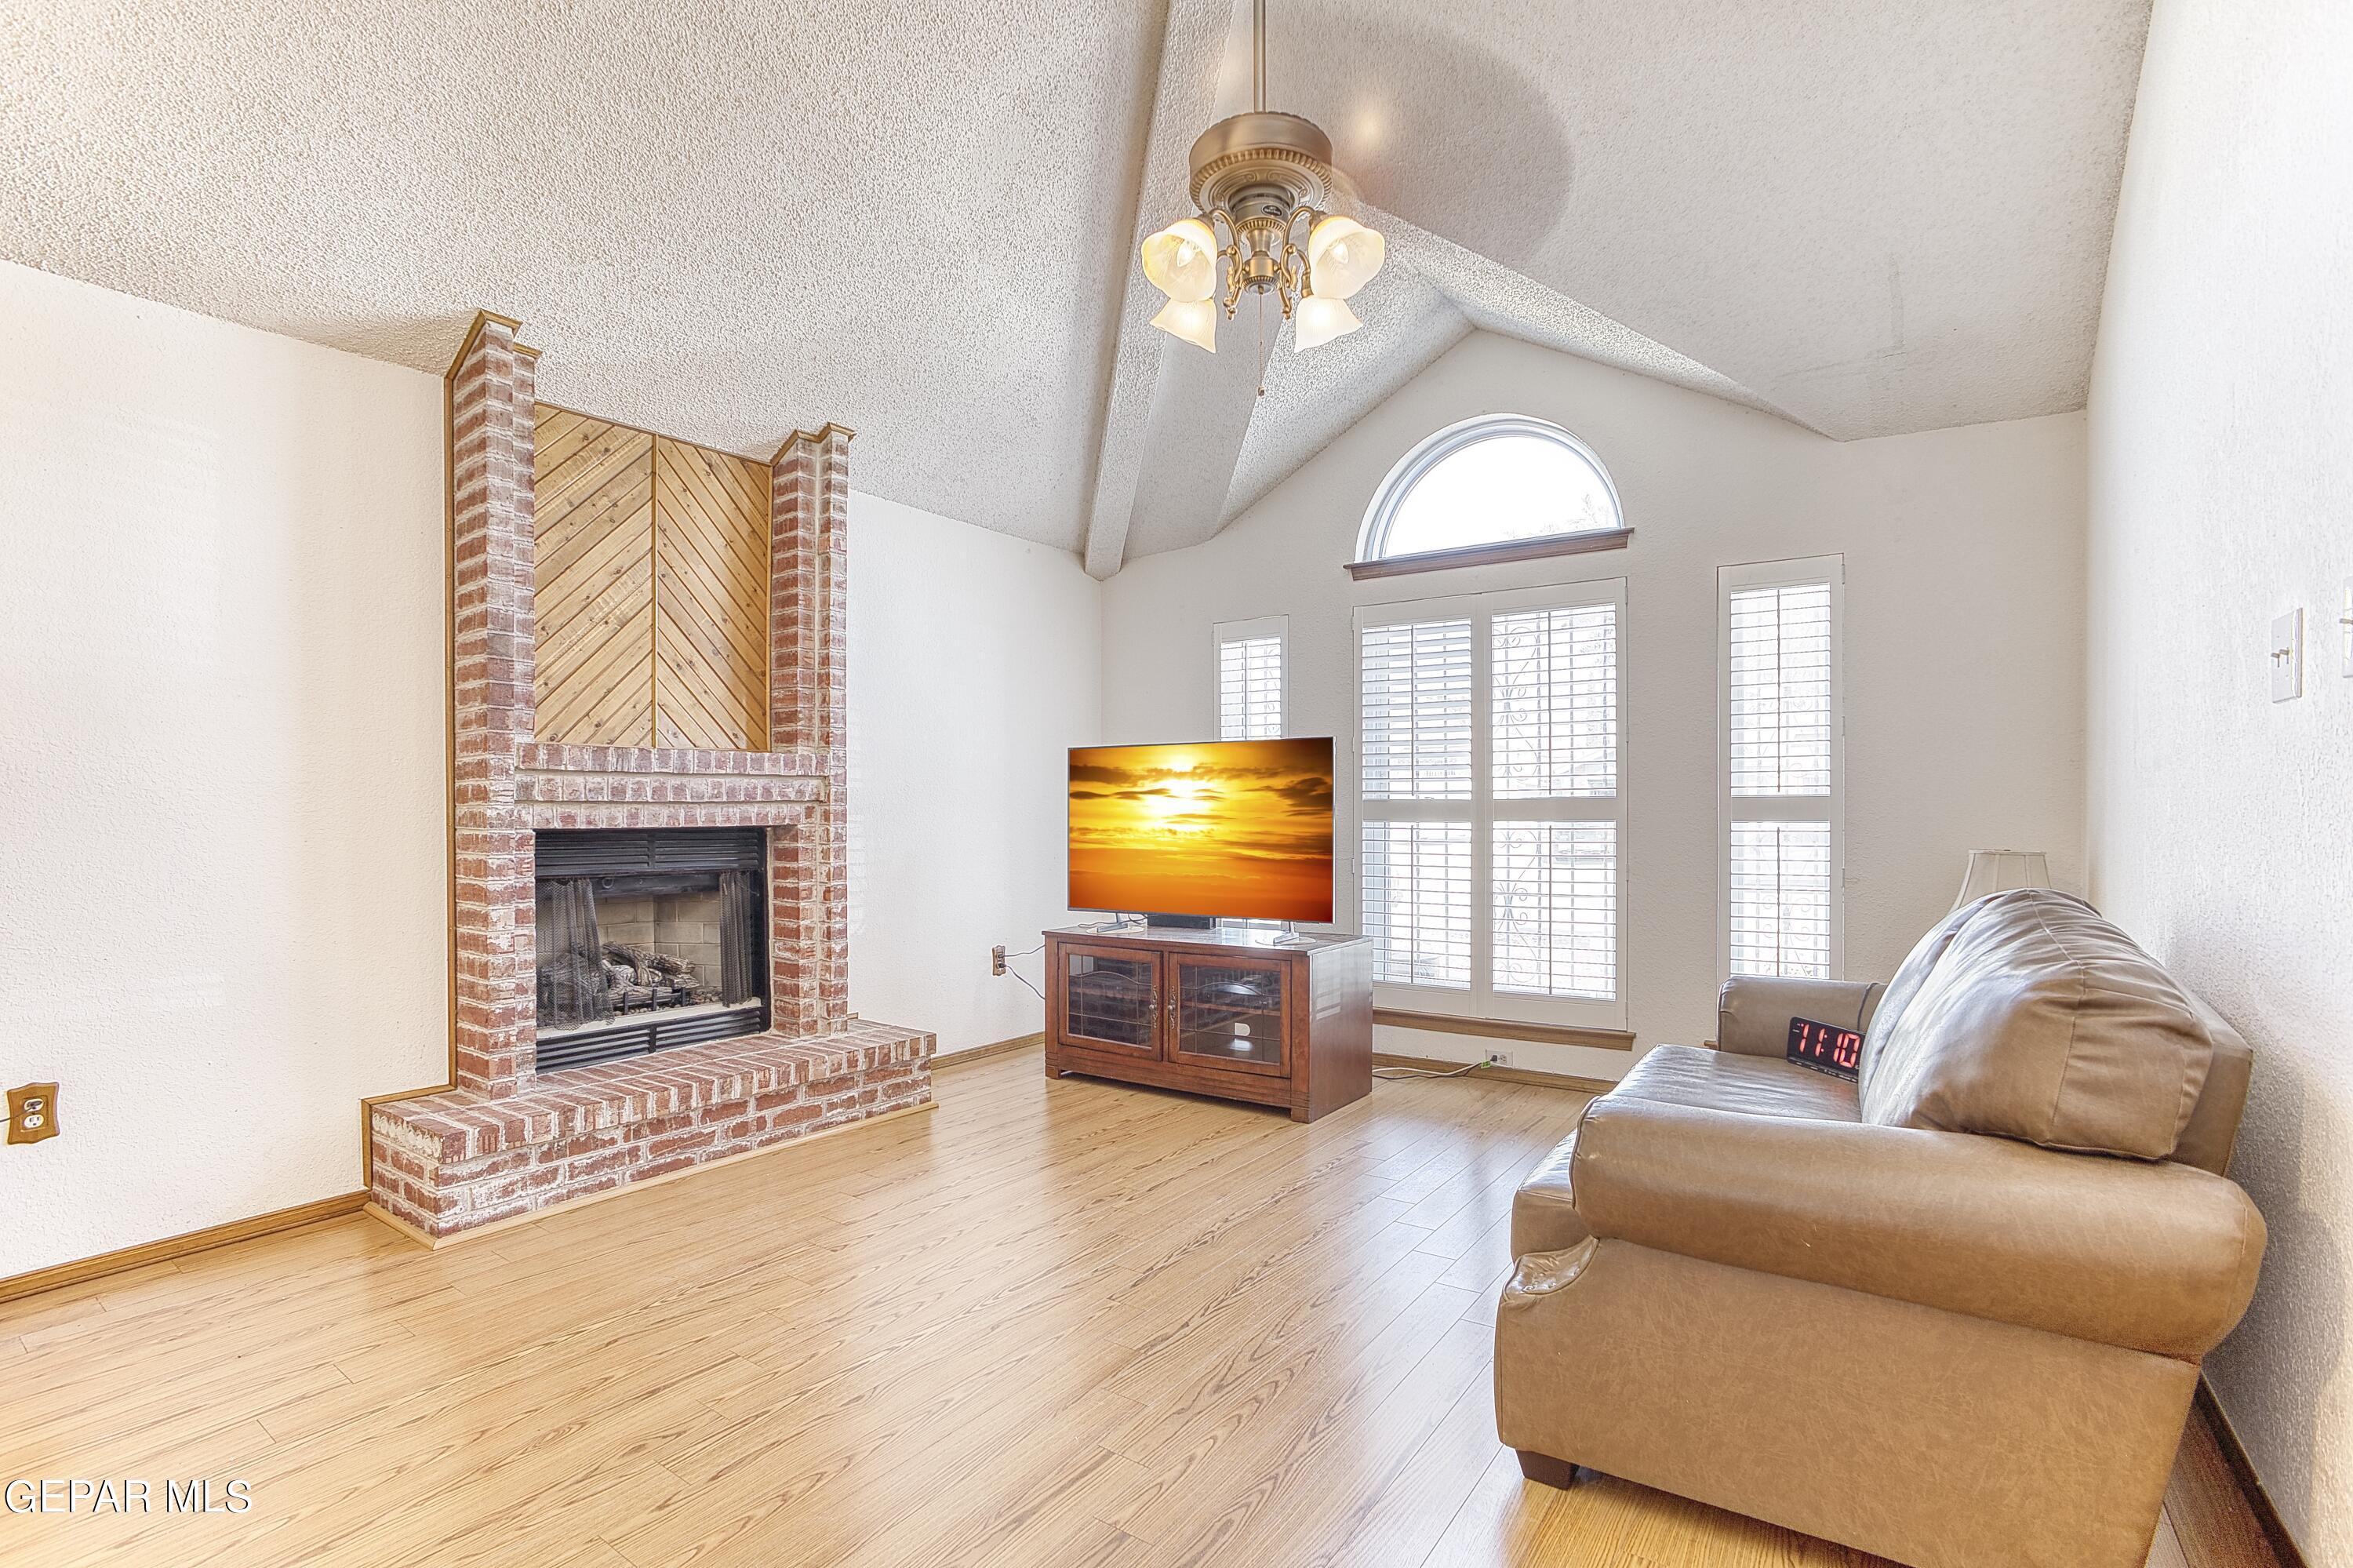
[533,828,769,1072]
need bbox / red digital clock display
[1786,1016,1864,1081]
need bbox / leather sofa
[1493,890,2266,1568]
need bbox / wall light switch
[2271,609,2304,702]
[2341,580,2352,678]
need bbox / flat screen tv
[1068,738,1335,923]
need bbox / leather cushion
[1509,1046,1854,1260]
[1617,1042,1862,1123]
[1860,890,2217,1161]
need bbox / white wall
[846,493,1102,1053]
[0,262,449,1277]
[2086,1,2353,1554]
[1104,331,2088,1077]
[0,265,1109,1279]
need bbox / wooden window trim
[1372,1006,1635,1052]
[1347,527,1633,582]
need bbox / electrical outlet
[1484,1050,1512,1069]
[7,1082,59,1145]
[991,944,1007,977]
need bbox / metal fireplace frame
[533,828,770,1072]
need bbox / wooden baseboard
[365,1098,939,1250]
[2195,1377,2308,1567]
[0,1191,369,1306]
[1373,1052,1617,1096]
[1373,1008,1635,1052]
[933,1032,1044,1071]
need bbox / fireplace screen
[533,828,769,1071]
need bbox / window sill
[1346,527,1633,581]
[1372,1006,1635,1052]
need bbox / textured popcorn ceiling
[0,0,2148,570]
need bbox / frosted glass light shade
[1151,297,1219,351]
[1306,216,1384,300]
[1952,849,2052,911]
[1142,218,1218,302]
[1292,295,1362,351]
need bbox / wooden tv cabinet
[1044,924,1373,1122]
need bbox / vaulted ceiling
[1,1,2148,577]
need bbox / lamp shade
[1292,294,1362,351]
[1150,297,1218,352]
[1951,849,2052,911]
[1142,218,1218,303]
[1306,216,1384,300]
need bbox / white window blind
[1357,581,1627,1028]
[1720,562,1841,980]
[1362,821,1471,987]
[1216,632,1285,741]
[1213,617,1287,741]
[1360,618,1472,800]
[1729,584,1833,795]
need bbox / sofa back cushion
[1858,890,2218,1160]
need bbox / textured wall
[846,494,1104,1053]
[0,261,448,1275]
[2086,0,2353,1555]
[1103,330,2089,1077]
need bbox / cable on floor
[1373,1060,1488,1080]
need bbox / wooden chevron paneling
[532,407,656,746]
[529,406,771,751]
[653,435,771,751]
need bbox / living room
[1,2,2344,1566]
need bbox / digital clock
[1786,1016,1864,1081]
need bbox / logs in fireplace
[533,828,769,1071]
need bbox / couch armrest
[1572,1095,2265,1359]
[1715,975,1882,1055]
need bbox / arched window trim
[1347,414,1632,581]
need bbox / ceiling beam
[1080,0,1243,580]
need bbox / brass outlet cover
[7,1082,59,1144]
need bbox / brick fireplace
[366,312,933,1242]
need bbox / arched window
[1351,415,1627,579]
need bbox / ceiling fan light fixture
[1137,1,1384,352]
[1141,217,1219,302]
[1292,295,1362,352]
[1151,296,1220,352]
[1306,215,1384,300]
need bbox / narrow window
[1213,617,1287,741]
[1720,560,1842,978]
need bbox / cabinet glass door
[1062,948,1159,1055]
[1169,957,1288,1075]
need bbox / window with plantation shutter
[1720,562,1842,979]
[1213,617,1287,740]
[1357,580,1627,1028]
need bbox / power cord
[996,941,1047,1003]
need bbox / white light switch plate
[2271,608,2304,702]
[2341,580,2352,678]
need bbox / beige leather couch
[1494,890,2265,1568]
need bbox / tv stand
[1044,925,1372,1122]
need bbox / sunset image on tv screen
[1067,738,1335,922]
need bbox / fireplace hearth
[367,314,932,1246]
[533,828,769,1071]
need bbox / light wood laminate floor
[0,1050,2274,1567]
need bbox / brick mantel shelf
[368,313,932,1242]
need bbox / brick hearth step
[369,1020,932,1240]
